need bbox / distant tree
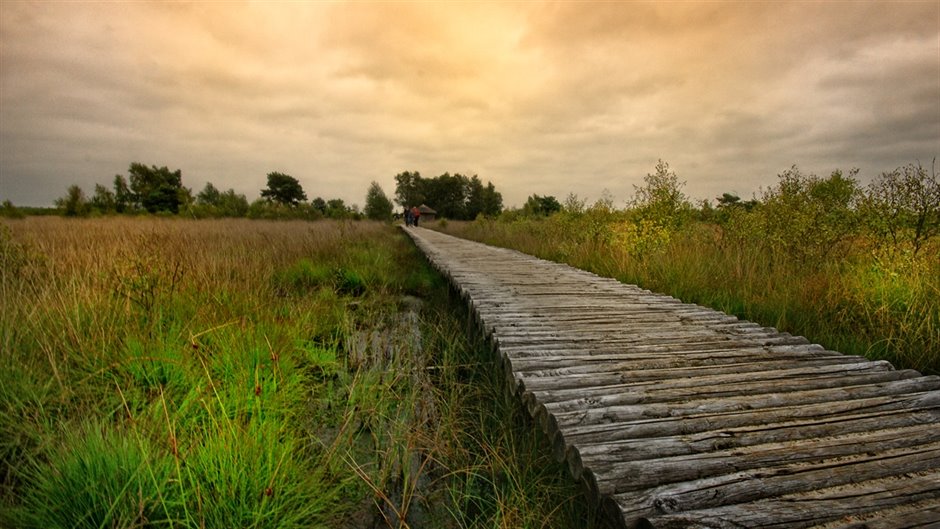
[563,193,587,214]
[113,174,133,213]
[1,200,25,219]
[479,181,503,217]
[716,193,741,208]
[523,194,562,217]
[465,175,503,219]
[758,166,862,263]
[55,185,90,217]
[311,197,327,215]
[128,163,184,213]
[326,198,350,219]
[394,170,503,220]
[863,160,939,256]
[218,189,249,217]
[261,172,307,206]
[191,182,248,218]
[714,192,757,224]
[364,181,394,221]
[465,176,486,219]
[196,182,222,206]
[90,183,116,213]
[424,173,467,219]
[394,171,425,207]
[179,186,194,213]
[631,159,692,229]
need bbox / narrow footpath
[403,226,940,529]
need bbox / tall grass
[434,216,939,375]
[1,217,599,528]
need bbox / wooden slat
[637,470,940,529]
[402,227,940,528]
[568,407,940,478]
[613,435,940,526]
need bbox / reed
[435,216,939,375]
[1,217,598,528]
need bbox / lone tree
[55,184,90,217]
[364,181,394,221]
[863,160,940,256]
[523,194,562,217]
[128,163,185,213]
[261,172,307,206]
[631,159,691,229]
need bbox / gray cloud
[1,1,937,209]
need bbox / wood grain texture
[402,226,940,528]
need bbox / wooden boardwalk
[403,226,940,529]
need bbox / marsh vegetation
[0,217,598,528]
[434,162,940,375]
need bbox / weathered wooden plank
[589,426,940,497]
[516,351,850,378]
[554,391,940,453]
[485,311,742,325]
[545,375,940,432]
[506,345,834,372]
[497,333,812,353]
[567,406,940,479]
[636,469,940,529]
[535,371,927,415]
[611,435,940,526]
[499,337,825,358]
[515,357,877,393]
[817,501,940,529]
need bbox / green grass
[1,217,599,528]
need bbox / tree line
[394,171,503,220]
[38,165,364,220]
[7,164,507,222]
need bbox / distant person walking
[404,206,413,226]
[411,206,421,227]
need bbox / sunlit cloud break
[1,1,937,208]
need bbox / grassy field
[0,217,600,528]
[432,213,939,375]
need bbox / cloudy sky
[1,1,938,209]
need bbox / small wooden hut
[418,204,437,222]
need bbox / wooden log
[515,351,849,378]
[547,375,940,430]
[554,390,940,457]
[484,312,741,326]
[567,405,940,480]
[537,371,927,416]
[637,469,940,529]
[500,340,821,358]
[590,425,940,496]
[609,435,940,527]
[818,501,940,529]
[491,323,799,343]
[496,333,812,354]
[495,329,810,346]
[506,345,833,372]
[516,357,876,393]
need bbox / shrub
[756,166,861,264]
